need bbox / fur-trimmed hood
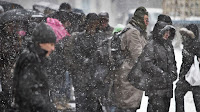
[179,24,199,40]
[179,28,195,39]
[152,21,175,42]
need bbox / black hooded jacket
[13,42,56,112]
[179,24,200,80]
[71,31,98,88]
[71,30,110,89]
[146,22,177,90]
[137,22,177,95]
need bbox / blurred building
[3,0,163,26]
[70,0,115,25]
[163,0,200,19]
[69,0,163,26]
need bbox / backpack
[109,28,130,70]
[127,52,150,91]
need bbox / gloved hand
[161,72,168,83]
[83,58,92,66]
[84,58,89,64]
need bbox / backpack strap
[119,28,131,36]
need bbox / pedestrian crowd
[0,2,200,112]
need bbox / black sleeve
[193,41,200,58]
[141,44,166,76]
[167,46,178,82]
[18,67,56,111]
[73,37,88,64]
[179,49,194,79]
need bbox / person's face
[39,43,55,57]
[100,18,109,29]
[87,20,99,33]
[63,21,71,28]
[3,21,26,36]
[92,20,99,28]
[144,15,149,26]
[163,30,170,40]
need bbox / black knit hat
[52,11,73,24]
[152,21,175,40]
[157,14,172,25]
[85,13,99,24]
[157,14,175,40]
[32,22,56,44]
[59,3,71,12]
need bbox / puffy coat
[140,22,177,97]
[46,37,68,91]
[179,41,200,80]
[13,43,56,112]
[112,22,147,108]
[99,25,114,37]
[178,24,200,80]
[72,31,102,88]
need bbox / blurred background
[2,0,200,37]
[1,0,200,111]
[0,0,163,26]
[2,0,199,25]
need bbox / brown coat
[112,23,147,108]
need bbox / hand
[84,58,89,64]
[162,72,168,83]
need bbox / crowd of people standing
[0,2,200,112]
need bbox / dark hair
[152,21,168,39]
[58,11,73,24]
[85,13,99,24]
[59,3,71,11]
[157,14,175,40]
[157,14,172,25]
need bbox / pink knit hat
[46,17,70,42]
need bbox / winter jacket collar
[129,21,147,35]
[129,18,146,33]
[27,42,48,63]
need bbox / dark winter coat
[0,30,22,109]
[99,25,114,37]
[13,42,56,112]
[179,41,200,80]
[140,22,177,97]
[62,34,76,72]
[71,31,96,88]
[72,31,108,88]
[93,33,111,84]
[0,31,22,83]
[178,24,200,83]
[46,37,69,90]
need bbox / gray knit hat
[32,22,56,44]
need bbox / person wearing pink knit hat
[46,17,70,42]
